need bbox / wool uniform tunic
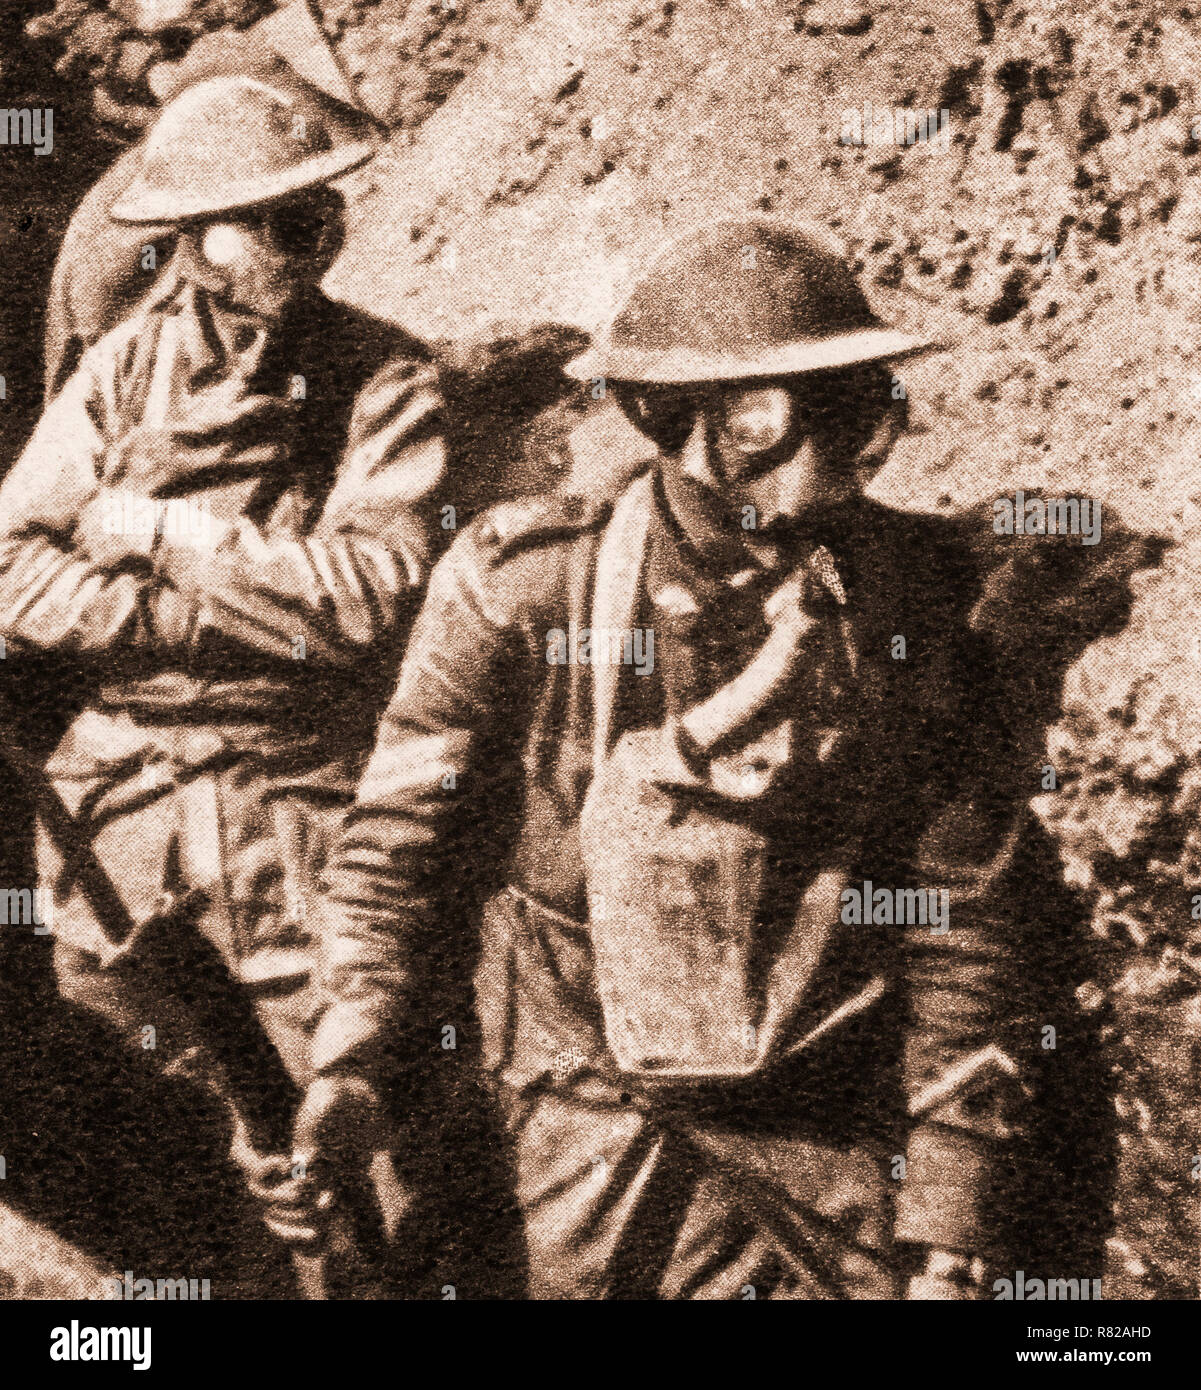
[0,245,445,1096]
[310,469,1037,1298]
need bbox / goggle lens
[262,204,330,258]
[615,368,891,459]
[715,385,796,455]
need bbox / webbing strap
[589,472,654,772]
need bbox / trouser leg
[501,1087,670,1299]
[657,1141,899,1299]
[39,767,327,1293]
[501,1084,900,1299]
[218,765,408,1294]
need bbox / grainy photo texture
[0,0,1194,1322]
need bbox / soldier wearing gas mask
[293,218,1038,1299]
[0,73,446,1290]
[43,0,385,400]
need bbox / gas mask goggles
[614,365,897,478]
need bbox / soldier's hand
[291,1074,387,1235]
[73,488,161,571]
[226,1114,324,1251]
[102,427,178,492]
[102,397,293,495]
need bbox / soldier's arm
[0,363,165,655]
[44,147,159,401]
[149,357,447,664]
[894,795,1032,1263]
[308,520,530,1081]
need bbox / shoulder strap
[590,471,654,772]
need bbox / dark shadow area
[997,823,1116,1282]
[0,975,297,1298]
[954,495,1167,1285]
[0,3,116,460]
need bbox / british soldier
[291,217,1044,1298]
[0,72,446,1291]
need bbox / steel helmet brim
[109,138,374,225]
[565,325,942,385]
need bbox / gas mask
[616,366,901,562]
[196,191,344,318]
[618,365,897,468]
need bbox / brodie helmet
[110,75,374,225]
[566,216,938,386]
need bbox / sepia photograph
[0,0,1192,1362]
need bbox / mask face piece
[617,366,897,483]
[195,193,344,317]
[259,200,337,260]
[200,220,253,268]
[614,383,698,455]
[198,213,292,316]
[712,385,796,468]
